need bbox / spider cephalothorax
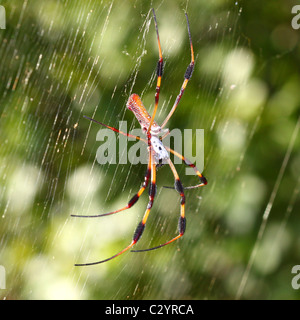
[73,8,207,266]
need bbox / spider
[72,8,207,266]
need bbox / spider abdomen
[127,94,161,135]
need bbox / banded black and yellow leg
[71,116,149,220]
[83,115,147,143]
[74,155,156,266]
[148,8,163,133]
[161,13,194,129]
[165,146,207,189]
[130,155,157,248]
[132,158,186,253]
[71,152,151,218]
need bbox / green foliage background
[0,0,300,299]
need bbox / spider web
[0,0,299,300]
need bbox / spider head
[151,136,169,164]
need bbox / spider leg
[71,116,149,218]
[147,8,163,134]
[83,115,147,143]
[132,158,186,253]
[164,146,207,189]
[161,13,194,129]
[74,153,157,266]
[71,154,151,218]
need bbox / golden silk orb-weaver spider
[72,8,207,266]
